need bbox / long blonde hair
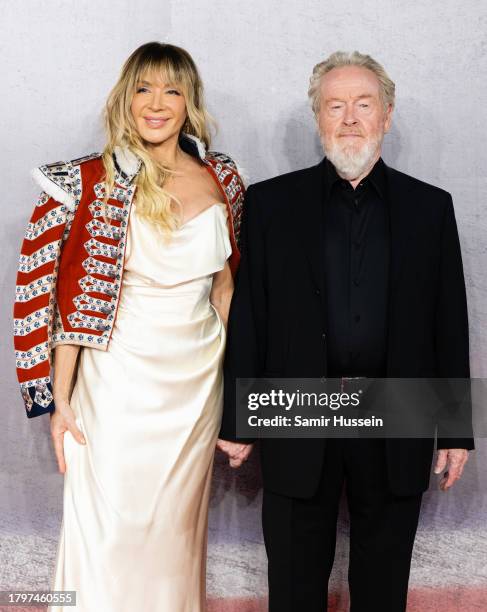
[102,42,213,232]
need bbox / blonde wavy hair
[308,51,395,115]
[101,42,213,233]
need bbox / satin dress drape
[48,202,232,612]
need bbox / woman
[13,42,245,611]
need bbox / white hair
[308,50,395,114]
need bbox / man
[217,51,473,611]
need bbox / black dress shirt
[323,158,390,377]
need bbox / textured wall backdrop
[1,1,486,611]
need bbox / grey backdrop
[1,1,486,609]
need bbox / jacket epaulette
[14,136,245,418]
[31,153,102,213]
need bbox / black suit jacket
[220,158,474,498]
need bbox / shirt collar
[323,156,387,200]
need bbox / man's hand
[434,448,469,491]
[216,439,253,468]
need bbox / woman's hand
[51,344,84,473]
[50,398,86,474]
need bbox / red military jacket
[14,134,245,418]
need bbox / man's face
[317,65,393,180]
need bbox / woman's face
[130,71,187,147]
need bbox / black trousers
[262,438,423,612]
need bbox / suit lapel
[294,160,327,296]
[385,164,419,373]
[385,164,416,294]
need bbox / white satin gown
[48,202,232,612]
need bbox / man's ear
[384,103,393,134]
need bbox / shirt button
[315,289,321,296]
[354,314,361,323]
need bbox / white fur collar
[182,133,207,160]
[113,134,207,177]
[113,145,142,178]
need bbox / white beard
[321,134,382,180]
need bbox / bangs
[131,44,198,99]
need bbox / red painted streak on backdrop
[206,587,487,612]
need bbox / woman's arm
[53,344,80,402]
[211,261,253,465]
[51,345,86,474]
[209,261,234,330]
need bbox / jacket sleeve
[205,151,245,277]
[14,186,71,418]
[435,195,474,450]
[220,185,267,442]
